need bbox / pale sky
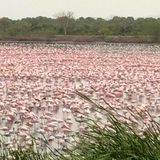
[0,0,160,20]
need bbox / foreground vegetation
[0,14,160,42]
[1,92,160,160]
[59,92,160,160]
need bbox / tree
[0,17,12,34]
[98,27,112,35]
[55,11,74,35]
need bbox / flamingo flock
[0,42,160,151]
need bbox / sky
[0,0,160,20]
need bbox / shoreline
[0,35,159,44]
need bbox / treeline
[0,15,160,41]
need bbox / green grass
[0,148,51,160]
[1,92,160,160]
[59,92,160,160]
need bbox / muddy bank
[0,35,158,43]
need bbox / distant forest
[0,14,160,41]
